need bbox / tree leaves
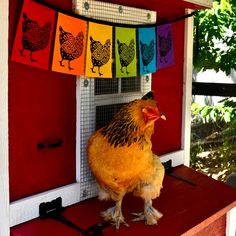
[193,0,236,75]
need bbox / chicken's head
[141,91,166,128]
[142,106,165,123]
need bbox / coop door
[9,0,156,227]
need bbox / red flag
[11,0,56,70]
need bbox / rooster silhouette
[59,26,84,70]
[90,36,111,76]
[20,13,51,62]
[140,40,155,73]
[158,31,172,63]
[117,39,135,74]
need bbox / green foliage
[191,98,236,125]
[193,0,236,75]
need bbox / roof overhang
[183,0,212,8]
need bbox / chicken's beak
[160,113,166,120]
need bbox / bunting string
[11,0,195,78]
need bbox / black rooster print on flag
[117,39,135,75]
[11,0,56,70]
[158,31,172,63]
[20,13,52,62]
[140,40,155,73]
[59,26,84,71]
[157,24,174,69]
[90,36,111,76]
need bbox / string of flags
[11,0,180,78]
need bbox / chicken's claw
[101,205,129,230]
[131,206,163,225]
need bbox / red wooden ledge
[11,165,236,236]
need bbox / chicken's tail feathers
[22,12,28,20]
[90,36,94,43]
[59,26,64,33]
[117,40,121,45]
[142,91,154,100]
[76,31,84,39]
[105,39,111,45]
[43,22,52,31]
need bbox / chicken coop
[1,0,236,235]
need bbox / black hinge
[39,197,109,236]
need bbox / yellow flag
[85,22,113,78]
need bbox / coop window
[121,77,141,93]
[95,78,119,95]
[96,103,125,130]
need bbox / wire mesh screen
[74,0,156,201]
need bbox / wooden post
[182,8,194,166]
[0,0,10,235]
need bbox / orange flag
[52,13,86,75]
[85,22,113,78]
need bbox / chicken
[117,39,135,74]
[140,40,155,73]
[158,30,172,63]
[20,13,51,62]
[87,91,166,229]
[59,26,84,70]
[90,36,111,76]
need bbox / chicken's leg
[125,67,129,74]
[20,49,25,57]
[30,51,37,62]
[98,66,103,76]
[101,199,129,229]
[68,60,74,70]
[132,199,163,225]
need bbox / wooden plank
[0,0,10,236]
[192,82,236,97]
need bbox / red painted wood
[9,0,76,201]
[11,166,236,236]
[152,19,185,155]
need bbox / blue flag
[138,27,157,75]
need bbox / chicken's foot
[19,49,25,57]
[30,51,37,62]
[91,66,103,76]
[131,199,163,225]
[59,59,65,67]
[98,67,103,76]
[68,61,74,70]
[101,199,129,229]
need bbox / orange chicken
[87,91,165,229]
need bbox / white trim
[10,183,81,227]
[226,206,236,236]
[183,0,212,8]
[182,9,194,167]
[160,150,185,167]
[76,79,81,182]
[0,0,10,235]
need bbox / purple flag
[157,24,174,69]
